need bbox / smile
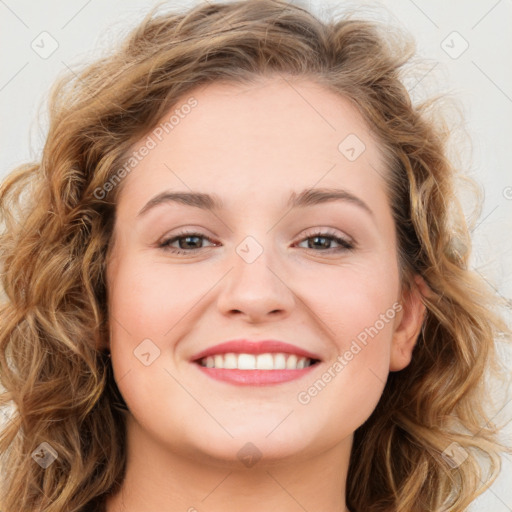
[198,352,317,370]
[190,339,323,386]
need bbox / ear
[389,274,428,372]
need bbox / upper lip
[190,339,322,362]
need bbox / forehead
[116,75,388,214]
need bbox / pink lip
[190,339,322,387]
[190,339,322,362]
[195,366,317,386]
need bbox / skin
[104,75,426,512]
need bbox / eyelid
[298,227,354,245]
[157,230,218,255]
[158,226,356,255]
[157,226,217,245]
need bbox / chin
[182,426,319,467]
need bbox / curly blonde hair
[0,1,510,511]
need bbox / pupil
[181,235,201,249]
[310,236,329,249]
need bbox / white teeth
[274,353,287,370]
[224,353,237,369]
[199,352,314,370]
[238,354,256,370]
[286,354,298,369]
[256,353,274,370]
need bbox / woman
[0,1,510,511]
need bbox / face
[105,75,422,466]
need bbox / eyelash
[158,229,355,255]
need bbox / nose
[216,240,295,323]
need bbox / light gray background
[0,0,511,510]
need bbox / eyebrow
[137,187,374,218]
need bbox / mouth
[196,352,320,370]
[190,339,322,386]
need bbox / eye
[158,228,355,255]
[158,231,218,255]
[295,229,354,253]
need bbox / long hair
[0,1,510,511]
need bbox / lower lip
[194,363,318,385]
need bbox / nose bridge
[216,233,294,319]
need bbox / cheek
[107,255,177,390]
[296,287,398,444]
[106,255,204,444]
[108,254,209,341]
[313,261,399,346]
[302,262,399,400]
[106,254,220,409]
